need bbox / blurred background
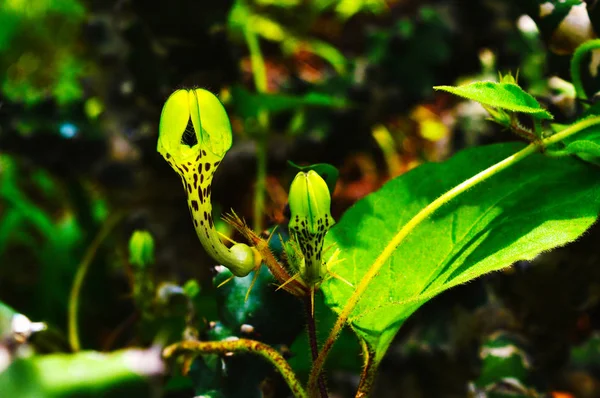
[2,0,600,397]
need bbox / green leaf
[334,0,387,20]
[287,161,339,195]
[213,265,304,345]
[434,82,553,119]
[564,140,600,158]
[231,85,348,120]
[0,349,164,398]
[288,292,360,379]
[322,142,600,361]
[551,117,600,164]
[209,265,304,397]
[570,333,600,368]
[228,1,347,74]
[0,301,17,337]
[473,333,535,393]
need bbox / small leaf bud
[129,230,155,269]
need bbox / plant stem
[570,39,600,101]
[254,130,268,231]
[304,295,328,398]
[244,22,269,232]
[163,339,307,398]
[68,211,123,351]
[223,212,308,296]
[355,339,377,398]
[308,115,600,392]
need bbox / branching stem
[308,116,600,393]
[163,339,307,398]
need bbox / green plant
[157,39,600,397]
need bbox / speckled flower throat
[157,89,258,277]
[164,146,221,259]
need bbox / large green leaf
[322,142,600,360]
[0,349,164,398]
[434,82,553,119]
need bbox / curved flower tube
[158,89,259,277]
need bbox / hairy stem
[223,212,309,296]
[308,116,600,391]
[570,39,600,101]
[69,211,123,351]
[244,22,269,232]
[304,295,328,398]
[355,339,378,398]
[163,339,307,398]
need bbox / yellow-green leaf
[435,82,553,120]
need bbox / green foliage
[322,142,600,360]
[366,7,453,98]
[562,137,600,161]
[471,333,539,396]
[182,267,305,397]
[0,0,87,105]
[570,333,600,368]
[231,85,348,120]
[252,0,386,20]
[213,266,304,345]
[288,293,361,378]
[228,0,347,74]
[6,2,600,397]
[434,81,553,120]
[0,348,163,398]
[0,301,17,337]
[0,155,86,324]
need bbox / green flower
[288,170,335,285]
[157,89,257,277]
[158,89,232,161]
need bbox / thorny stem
[304,295,328,398]
[244,20,269,233]
[308,116,600,393]
[69,211,124,351]
[570,39,600,101]
[163,339,307,398]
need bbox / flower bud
[129,230,155,269]
[288,171,334,285]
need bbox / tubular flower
[158,89,259,277]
